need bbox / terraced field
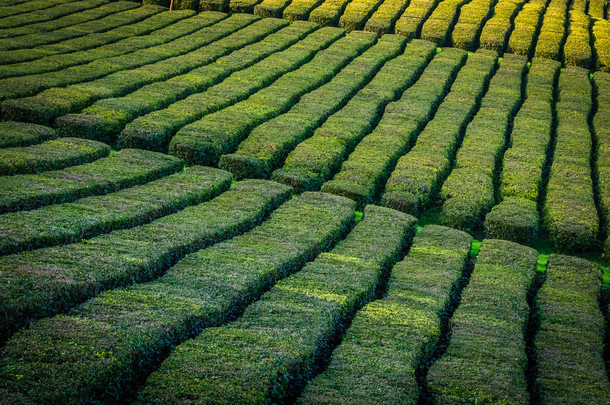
[1,1,609,404]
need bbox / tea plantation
[0,0,609,403]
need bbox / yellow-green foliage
[221,34,404,181]
[322,48,467,209]
[0,148,182,214]
[383,50,497,216]
[563,11,593,68]
[137,205,416,403]
[301,225,472,404]
[0,166,233,255]
[428,239,538,404]
[479,0,524,51]
[308,0,352,26]
[594,72,610,257]
[0,180,295,403]
[283,0,325,20]
[0,137,110,175]
[593,19,610,72]
[364,0,410,35]
[421,0,472,45]
[394,0,441,39]
[507,2,545,56]
[0,10,199,100]
[273,39,437,193]
[2,12,254,128]
[543,67,598,252]
[536,255,610,403]
[172,31,376,167]
[451,0,495,50]
[0,5,165,65]
[339,0,385,31]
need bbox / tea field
[0,1,609,403]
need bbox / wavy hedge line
[0,137,110,175]
[535,255,610,402]
[594,72,610,257]
[53,15,287,140]
[0,0,137,42]
[507,0,546,56]
[0,9,197,81]
[272,39,436,194]
[307,0,351,26]
[593,19,610,72]
[117,24,336,154]
[0,181,301,403]
[168,28,373,166]
[0,166,233,255]
[420,0,473,46]
[321,47,467,208]
[0,120,56,148]
[485,57,560,244]
[533,0,569,61]
[0,148,182,214]
[382,49,497,215]
[138,204,415,403]
[439,53,527,232]
[543,66,598,252]
[0,0,107,30]
[563,10,593,68]
[0,0,79,19]
[0,179,292,344]
[479,0,526,52]
[451,0,496,51]
[363,0,411,35]
[0,5,165,65]
[427,239,538,403]
[220,34,405,180]
[300,225,472,403]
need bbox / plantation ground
[0,1,609,403]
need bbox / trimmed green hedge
[137,204,415,403]
[478,0,524,52]
[283,0,326,21]
[587,0,605,18]
[0,10,219,101]
[0,5,165,65]
[0,0,108,30]
[0,166,232,255]
[0,0,77,19]
[450,0,495,51]
[563,11,593,68]
[0,9,198,80]
[0,191,351,403]
[593,19,610,73]
[543,67,598,252]
[3,12,247,127]
[440,53,527,233]
[0,137,110,175]
[273,39,436,194]
[0,179,292,344]
[485,57,560,244]
[308,0,352,27]
[363,0,410,35]
[300,225,472,403]
[254,0,292,17]
[120,25,336,154]
[169,28,371,166]
[506,1,545,56]
[220,34,405,180]
[0,1,137,44]
[0,148,183,214]
[52,16,293,140]
[535,255,610,403]
[395,0,443,40]
[322,47,467,209]
[338,0,385,31]
[594,72,610,258]
[382,49,497,215]
[427,238,538,403]
[533,0,569,61]
[420,0,472,46]
[0,120,56,148]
